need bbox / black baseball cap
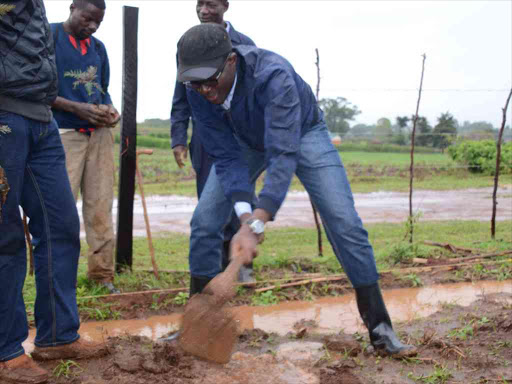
[177,23,233,83]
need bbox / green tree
[375,117,393,143]
[347,123,375,139]
[392,116,409,145]
[459,120,495,140]
[318,97,360,137]
[433,112,458,151]
[412,116,432,147]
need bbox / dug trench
[32,285,511,384]
[61,256,512,323]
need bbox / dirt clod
[320,362,362,384]
[323,335,361,356]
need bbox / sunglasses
[184,56,229,90]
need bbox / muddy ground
[37,290,512,384]
[78,187,512,236]
[81,255,511,322]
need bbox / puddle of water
[23,280,511,353]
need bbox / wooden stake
[23,212,34,276]
[491,88,512,239]
[408,54,426,243]
[311,47,324,257]
[136,149,159,280]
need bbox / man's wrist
[245,218,265,236]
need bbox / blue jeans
[189,122,379,287]
[0,112,80,362]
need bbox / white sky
[44,0,512,127]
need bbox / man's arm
[188,93,253,205]
[231,69,302,265]
[52,97,110,126]
[99,41,120,126]
[170,80,191,168]
[255,68,302,217]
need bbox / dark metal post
[116,6,139,272]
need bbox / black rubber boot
[189,275,213,296]
[355,283,417,357]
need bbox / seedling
[402,273,423,287]
[407,365,452,383]
[173,292,189,306]
[251,290,279,306]
[448,323,473,341]
[53,360,83,378]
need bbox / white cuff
[234,202,252,218]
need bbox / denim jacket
[170,23,255,149]
[187,45,324,216]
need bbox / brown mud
[50,257,512,323]
[34,288,512,383]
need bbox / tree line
[318,97,512,151]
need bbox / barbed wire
[320,88,511,93]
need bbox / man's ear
[224,1,230,12]
[70,3,76,13]
[227,52,237,66]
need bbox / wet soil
[36,291,512,383]
[73,257,512,323]
[79,187,512,236]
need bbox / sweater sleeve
[188,94,253,205]
[256,69,301,216]
[99,41,112,105]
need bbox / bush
[447,140,512,174]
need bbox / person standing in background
[51,0,121,294]
[170,0,257,288]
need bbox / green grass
[22,220,512,308]
[340,151,453,166]
[116,146,505,197]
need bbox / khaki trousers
[60,128,115,283]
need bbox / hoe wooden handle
[203,256,245,305]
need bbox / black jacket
[0,0,57,122]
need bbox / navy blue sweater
[50,23,112,130]
[187,46,323,216]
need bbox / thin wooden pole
[408,54,427,243]
[311,48,324,257]
[136,149,159,279]
[23,212,34,276]
[491,88,512,238]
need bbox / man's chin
[205,95,225,105]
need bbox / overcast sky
[44,0,512,128]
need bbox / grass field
[22,220,512,312]
[116,145,502,196]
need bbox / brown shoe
[0,354,48,384]
[31,338,108,361]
